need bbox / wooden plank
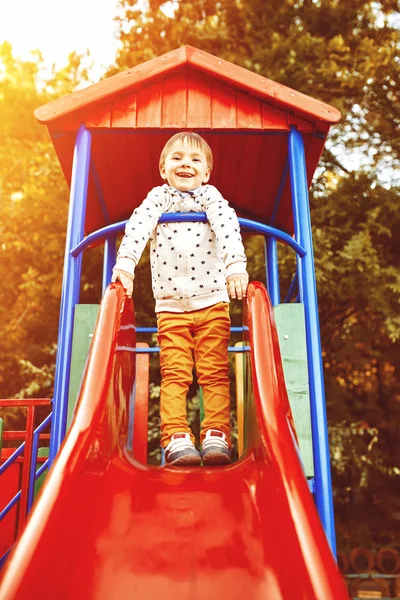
[68,305,100,428]
[46,112,84,132]
[236,91,262,129]
[130,133,155,203]
[137,81,162,128]
[111,93,137,127]
[90,133,118,224]
[187,70,212,128]
[161,71,188,127]
[132,343,150,464]
[287,113,315,133]
[215,134,242,201]
[84,103,111,128]
[234,134,264,208]
[262,102,288,130]
[274,303,314,477]
[235,342,245,457]
[206,133,221,188]
[148,133,168,185]
[211,80,237,129]
[254,135,288,224]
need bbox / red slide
[0,282,349,600]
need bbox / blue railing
[27,413,52,512]
[51,212,306,458]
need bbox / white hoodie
[114,184,247,313]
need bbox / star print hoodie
[114,184,248,313]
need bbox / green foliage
[0,46,90,429]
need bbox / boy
[112,132,248,466]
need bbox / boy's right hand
[111,269,134,297]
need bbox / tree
[0,44,90,427]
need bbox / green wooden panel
[67,305,100,428]
[34,447,49,499]
[199,387,205,425]
[274,303,314,477]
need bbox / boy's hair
[159,132,213,171]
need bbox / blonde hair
[159,132,213,171]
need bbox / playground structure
[0,46,349,598]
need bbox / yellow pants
[157,302,231,449]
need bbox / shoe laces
[202,429,228,450]
[165,432,195,454]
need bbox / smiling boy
[112,132,248,465]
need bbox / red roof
[35,45,341,235]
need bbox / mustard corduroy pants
[157,302,231,449]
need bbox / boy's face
[160,140,211,191]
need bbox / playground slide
[0,282,348,600]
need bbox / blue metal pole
[265,237,280,306]
[102,235,117,295]
[49,124,91,465]
[27,413,52,512]
[27,431,39,512]
[288,126,337,555]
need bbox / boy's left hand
[227,274,249,300]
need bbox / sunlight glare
[0,0,122,81]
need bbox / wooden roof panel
[36,46,340,235]
[35,46,340,127]
[44,66,302,134]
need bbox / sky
[0,0,123,81]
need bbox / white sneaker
[165,432,201,466]
[201,430,231,465]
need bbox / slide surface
[0,283,349,600]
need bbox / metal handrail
[70,214,306,258]
[0,400,52,538]
[133,346,250,353]
[27,413,53,512]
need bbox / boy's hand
[227,273,249,300]
[111,269,134,297]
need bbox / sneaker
[201,430,231,465]
[164,432,201,466]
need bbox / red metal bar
[2,433,50,441]
[0,452,24,462]
[0,399,51,408]
[1,433,25,440]
[0,398,52,558]
[16,407,35,535]
[0,451,47,463]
